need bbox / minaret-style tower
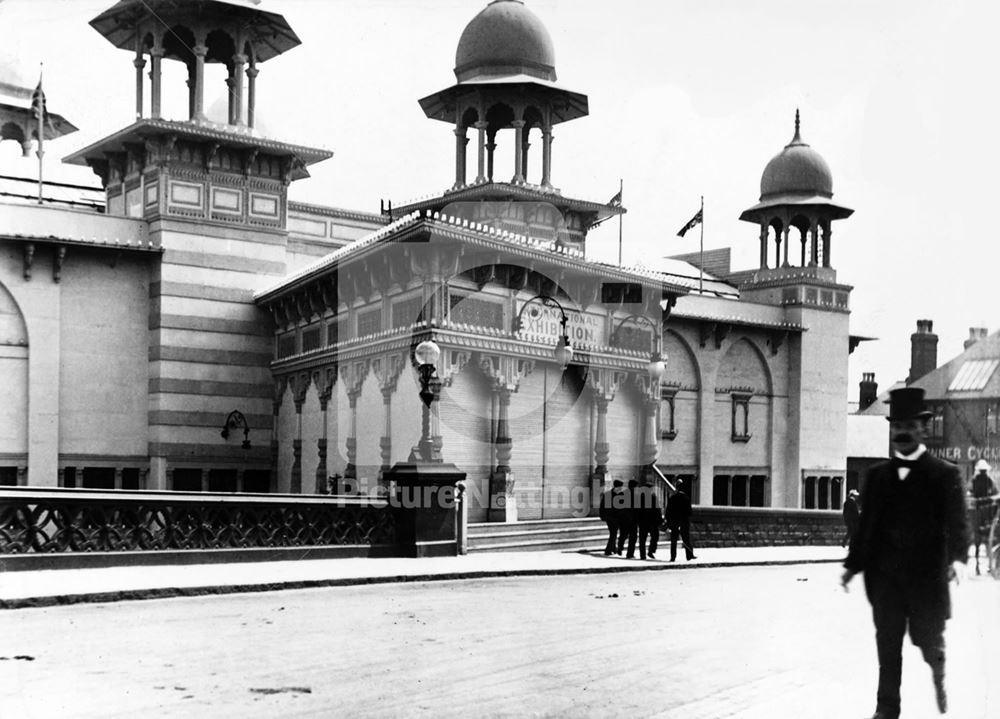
[61,1,333,491]
[65,0,329,224]
[738,110,853,293]
[398,0,622,253]
[739,111,854,507]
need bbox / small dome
[454,0,556,83]
[760,111,834,199]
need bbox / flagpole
[617,178,623,267]
[698,195,704,293]
[35,65,44,205]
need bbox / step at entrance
[467,517,608,553]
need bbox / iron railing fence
[0,487,396,555]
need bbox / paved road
[1,563,997,718]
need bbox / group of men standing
[598,478,696,562]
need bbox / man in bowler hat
[841,387,969,718]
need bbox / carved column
[511,120,525,183]
[373,354,404,488]
[339,360,369,488]
[150,46,164,119]
[480,355,534,522]
[230,53,246,125]
[759,223,768,268]
[823,221,832,267]
[114,467,123,490]
[541,126,553,188]
[593,396,610,482]
[782,226,790,266]
[521,129,531,181]
[246,63,259,129]
[587,369,627,513]
[271,377,286,492]
[315,367,335,494]
[346,391,360,482]
[474,120,487,183]
[133,47,145,119]
[192,42,208,121]
[641,397,660,477]
[453,125,468,189]
[291,373,310,494]
[486,130,497,182]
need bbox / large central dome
[759,113,833,200]
[454,0,556,83]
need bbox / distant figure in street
[635,480,662,560]
[664,486,696,562]
[970,459,998,575]
[841,387,970,719]
[599,479,625,556]
[842,488,861,548]
[616,479,639,558]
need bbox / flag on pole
[677,208,702,237]
[31,77,47,124]
[607,188,622,207]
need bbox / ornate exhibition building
[0,0,860,520]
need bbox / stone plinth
[386,462,466,558]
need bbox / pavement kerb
[0,555,843,610]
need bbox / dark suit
[599,487,623,555]
[842,495,860,547]
[635,487,661,560]
[665,491,695,560]
[844,452,969,718]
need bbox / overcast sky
[2,0,998,399]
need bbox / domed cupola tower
[400,0,622,253]
[739,110,853,278]
[738,112,855,506]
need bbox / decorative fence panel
[0,488,397,558]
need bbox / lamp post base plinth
[385,462,466,558]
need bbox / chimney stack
[908,319,938,385]
[964,327,988,350]
[859,372,878,411]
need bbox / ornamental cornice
[255,213,686,303]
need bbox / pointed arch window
[731,391,752,442]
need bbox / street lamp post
[383,335,467,558]
[413,339,443,463]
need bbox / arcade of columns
[449,103,556,190]
[268,351,663,500]
[757,215,834,270]
[261,233,668,500]
[127,28,261,127]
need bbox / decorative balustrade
[0,487,396,555]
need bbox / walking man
[599,479,625,556]
[841,387,969,719]
[842,488,861,548]
[665,484,696,562]
[616,479,639,558]
[636,479,662,560]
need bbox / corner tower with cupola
[62,0,333,490]
[399,0,622,254]
[738,110,854,506]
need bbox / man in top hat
[841,387,970,719]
